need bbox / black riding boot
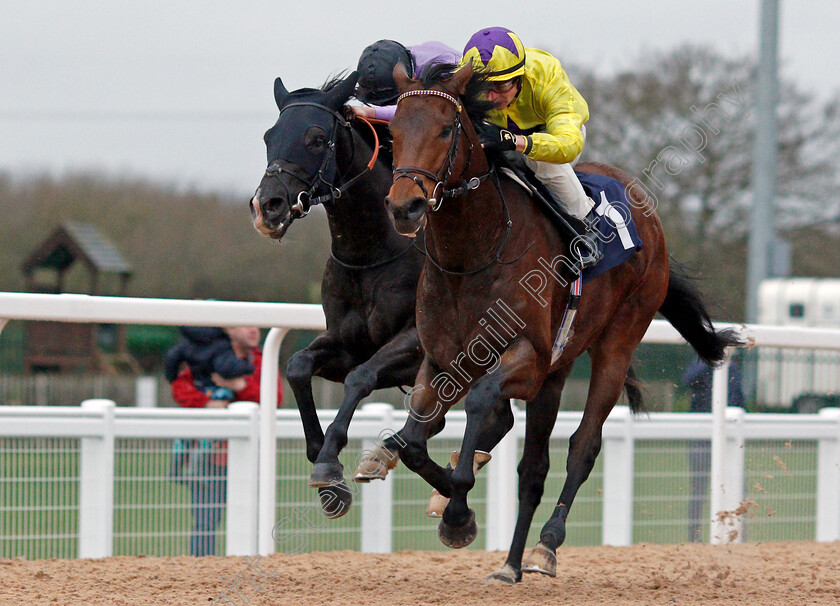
[562,210,604,269]
[496,150,603,269]
[538,189,603,269]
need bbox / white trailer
[757,278,840,409]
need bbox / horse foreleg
[396,358,462,496]
[488,368,570,585]
[424,401,511,518]
[310,328,422,487]
[440,338,542,550]
[286,333,355,464]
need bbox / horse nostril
[263,204,282,222]
[386,196,428,224]
[249,196,259,220]
[407,197,428,222]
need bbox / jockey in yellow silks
[462,27,602,268]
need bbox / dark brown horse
[378,63,740,584]
[251,72,526,518]
[249,72,427,515]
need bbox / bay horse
[249,72,516,516]
[380,63,741,584]
[249,72,426,515]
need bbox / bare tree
[573,45,840,266]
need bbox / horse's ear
[274,77,289,110]
[393,61,415,94]
[327,71,359,109]
[450,63,473,96]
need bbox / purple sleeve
[374,105,397,122]
[408,41,460,75]
[371,42,459,123]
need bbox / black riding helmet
[356,40,415,106]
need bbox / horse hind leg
[487,369,568,585]
[525,344,637,577]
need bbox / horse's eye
[304,126,329,150]
[440,126,453,138]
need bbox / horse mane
[418,62,495,126]
[281,73,350,100]
[321,71,349,92]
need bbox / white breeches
[522,125,593,220]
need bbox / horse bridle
[391,88,533,275]
[392,89,486,210]
[263,102,379,219]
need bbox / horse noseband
[392,89,468,211]
[264,104,380,218]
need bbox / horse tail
[623,364,645,414]
[658,263,743,366]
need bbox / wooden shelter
[21,221,139,374]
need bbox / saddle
[490,150,593,274]
[489,150,644,284]
[494,152,579,227]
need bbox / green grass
[0,439,79,559]
[0,437,820,559]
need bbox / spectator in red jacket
[169,326,283,556]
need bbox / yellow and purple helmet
[461,27,526,81]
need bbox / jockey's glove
[479,124,517,154]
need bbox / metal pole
[745,0,779,324]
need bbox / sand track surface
[1,541,839,605]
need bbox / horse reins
[264,104,417,270]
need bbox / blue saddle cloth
[577,171,644,283]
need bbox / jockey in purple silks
[351,40,459,121]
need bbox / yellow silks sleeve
[486,48,589,164]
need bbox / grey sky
[1,0,838,196]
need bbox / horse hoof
[317,483,353,519]
[438,509,477,549]
[352,444,399,483]
[522,542,557,577]
[425,489,449,518]
[486,564,519,585]
[309,461,344,488]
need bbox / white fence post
[485,400,519,551]
[816,407,840,541]
[258,327,287,556]
[78,399,115,558]
[710,358,731,544]
[602,405,634,546]
[360,403,394,553]
[722,406,746,543]
[134,376,157,408]
[226,402,260,555]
